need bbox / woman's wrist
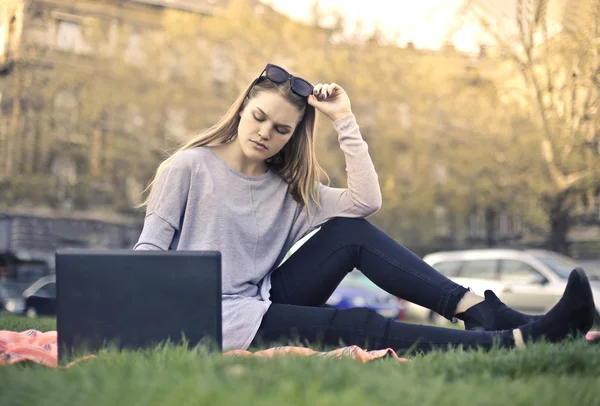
[330,111,353,122]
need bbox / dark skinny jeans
[250,217,515,354]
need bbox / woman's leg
[254,268,595,353]
[271,217,468,320]
[270,217,535,329]
[251,303,515,354]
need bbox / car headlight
[4,299,24,313]
[351,297,368,307]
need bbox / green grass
[0,313,57,332]
[1,314,600,406]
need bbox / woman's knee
[322,217,374,235]
[320,217,383,249]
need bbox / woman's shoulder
[168,147,211,169]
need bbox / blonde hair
[138,76,329,212]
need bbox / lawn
[1,314,599,406]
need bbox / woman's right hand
[308,83,353,122]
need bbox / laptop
[56,249,222,364]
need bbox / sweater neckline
[203,147,273,182]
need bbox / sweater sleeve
[133,155,192,251]
[309,114,382,228]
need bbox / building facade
[0,0,233,276]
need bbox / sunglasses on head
[255,64,314,98]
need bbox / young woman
[134,63,596,354]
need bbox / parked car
[327,270,407,320]
[580,259,600,275]
[22,275,56,318]
[404,249,600,325]
[0,281,27,314]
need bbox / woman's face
[237,91,302,162]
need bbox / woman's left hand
[308,83,353,122]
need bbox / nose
[258,124,272,140]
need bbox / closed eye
[253,114,290,135]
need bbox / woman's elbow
[367,194,382,215]
[357,192,382,216]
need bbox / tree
[474,0,600,253]
[432,58,542,247]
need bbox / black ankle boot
[519,268,595,343]
[456,290,539,331]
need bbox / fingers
[313,84,325,100]
[327,83,339,97]
[312,83,341,100]
[307,94,320,107]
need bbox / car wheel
[26,307,38,318]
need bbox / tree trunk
[485,207,496,247]
[548,194,571,255]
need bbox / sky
[263,0,556,53]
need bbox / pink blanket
[0,330,409,367]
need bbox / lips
[252,140,268,150]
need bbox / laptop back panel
[56,250,222,363]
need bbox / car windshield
[533,253,582,279]
[37,283,56,296]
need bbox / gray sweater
[133,115,381,351]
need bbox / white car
[404,249,600,326]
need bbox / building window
[54,90,78,130]
[125,30,145,65]
[56,19,86,53]
[50,153,77,206]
